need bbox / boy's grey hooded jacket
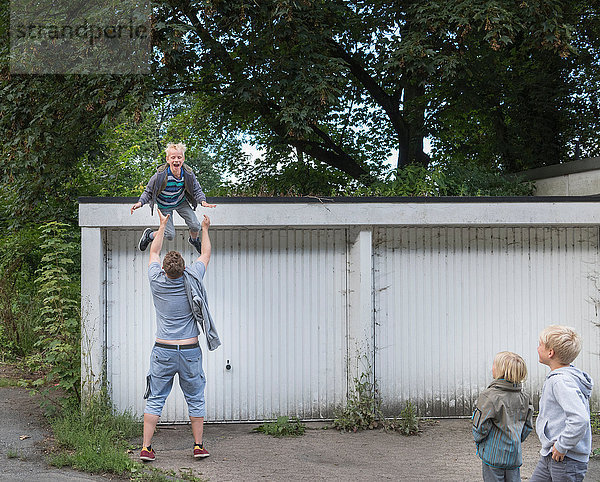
[182,266,221,351]
[138,163,206,214]
[536,366,593,463]
[472,379,534,469]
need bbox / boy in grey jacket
[472,351,534,481]
[530,325,593,482]
[131,143,216,254]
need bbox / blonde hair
[539,325,582,365]
[493,351,528,383]
[165,142,187,156]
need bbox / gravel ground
[137,419,600,481]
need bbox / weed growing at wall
[34,222,81,401]
[334,369,420,434]
[385,402,420,435]
[253,416,306,437]
[333,371,384,432]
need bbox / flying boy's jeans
[482,463,520,482]
[529,454,588,482]
[159,202,200,241]
[144,344,206,417]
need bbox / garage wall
[81,199,600,421]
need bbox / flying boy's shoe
[138,228,153,251]
[193,443,209,458]
[140,446,155,461]
[188,236,202,254]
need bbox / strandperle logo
[10,0,151,74]
[13,21,149,46]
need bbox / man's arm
[197,215,211,267]
[149,210,170,266]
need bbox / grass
[7,449,20,459]
[48,394,207,481]
[49,395,142,475]
[0,377,20,388]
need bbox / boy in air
[131,143,216,253]
[472,351,534,481]
[530,325,593,482]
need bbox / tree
[1,0,596,208]
[151,0,579,182]
[427,0,600,170]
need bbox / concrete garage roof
[79,196,600,228]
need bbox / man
[140,208,212,461]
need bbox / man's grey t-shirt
[148,261,205,340]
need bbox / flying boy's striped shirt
[157,167,186,210]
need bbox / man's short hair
[539,325,582,365]
[163,251,185,278]
[493,351,528,383]
[165,142,187,156]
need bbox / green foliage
[0,73,152,224]
[0,227,44,357]
[50,394,142,475]
[76,113,159,198]
[148,0,592,182]
[218,160,534,198]
[34,222,81,401]
[253,416,306,437]
[6,449,22,460]
[591,411,600,435]
[344,162,534,197]
[333,371,384,432]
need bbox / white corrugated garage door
[373,226,600,417]
[106,227,348,422]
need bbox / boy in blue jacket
[472,351,534,481]
[530,325,593,482]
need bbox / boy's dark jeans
[530,454,587,482]
[482,462,520,482]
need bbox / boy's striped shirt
[157,167,186,210]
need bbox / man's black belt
[154,342,199,350]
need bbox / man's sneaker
[138,228,153,251]
[193,443,209,458]
[188,236,202,254]
[140,446,155,461]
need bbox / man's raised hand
[158,210,170,226]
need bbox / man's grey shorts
[144,344,206,417]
